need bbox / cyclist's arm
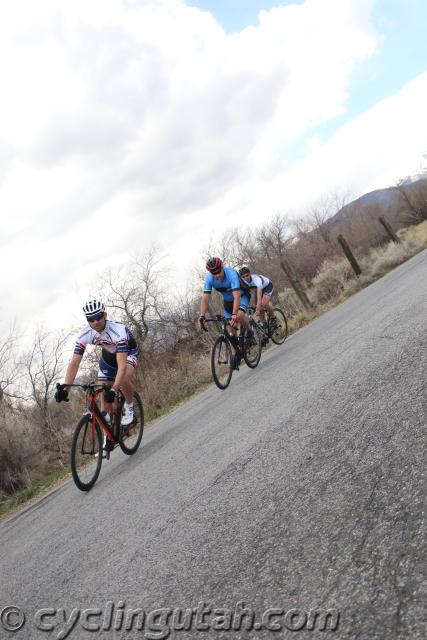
[63,353,83,388]
[112,351,128,392]
[200,292,210,317]
[232,289,241,315]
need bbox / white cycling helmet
[82,299,105,317]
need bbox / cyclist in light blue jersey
[199,257,254,368]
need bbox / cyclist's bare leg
[237,309,249,329]
[261,295,275,320]
[98,381,114,414]
[226,325,239,354]
[121,364,136,404]
[226,309,248,355]
[98,365,135,412]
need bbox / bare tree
[294,190,354,244]
[202,231,241,269]
[0,324,23,402]
[21,326,72,461]
[101,245,169,347]
[258,213,293,259]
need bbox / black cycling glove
[54,384,69,403]
[102,386,116,403]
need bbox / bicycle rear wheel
[243,326,262,368]
[211,335,233,390]
[119,391,144,455]
[269,308,288,345]
[70,416,103,491]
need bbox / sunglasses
[87,312,104,322]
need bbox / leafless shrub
[141,350,210,416]
[276,288,303,317]
[0,403,38,499]
[21,326,73,462]
[394,176,427,225]
[308,258,356,305]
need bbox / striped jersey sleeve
[73,327,92,355]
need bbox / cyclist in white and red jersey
[238,267,278,328]
[55,300,139,429]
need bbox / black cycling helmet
[238,266,251,277]
[206,257,223,274]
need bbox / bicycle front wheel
[269,308,288,345]
[243,326,262,369]
[70,416,103,491]
[119,391,144,455]
[211,335,233,390]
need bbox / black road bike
[201,315,262,390]
[57,383,144,491]
[247,306,288,347]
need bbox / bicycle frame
[202,315,244,352]
[67,383,123,447]
[247,307,268,340]
[88,389,118,446]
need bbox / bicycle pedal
[105,441,115,452]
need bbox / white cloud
[272,72,427,207]
[1,0,423,335]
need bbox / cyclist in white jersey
[55,300,139,429]
[238,267,278,327]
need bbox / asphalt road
[1,250,426,640]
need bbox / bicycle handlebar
[56,382,105,392]
[202,316,231,324]
[200,315,232,332]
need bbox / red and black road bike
[57,383,144,491]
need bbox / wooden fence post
[378,216,401,244]
[337,235,362,276]
[279,257,314,310]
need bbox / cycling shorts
[223,296,250,319]
[98,348,139,382]
[262,282,274,298]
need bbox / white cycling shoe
[121,403,134,427]
[95,436,110,459]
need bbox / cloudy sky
[1,0,426,335]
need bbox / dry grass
[0,406,38,500]
[282,220,427,338]
[140,351,211,421]
[306,220,427,308]
[398,219,427,250]
[308,258,355,305]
